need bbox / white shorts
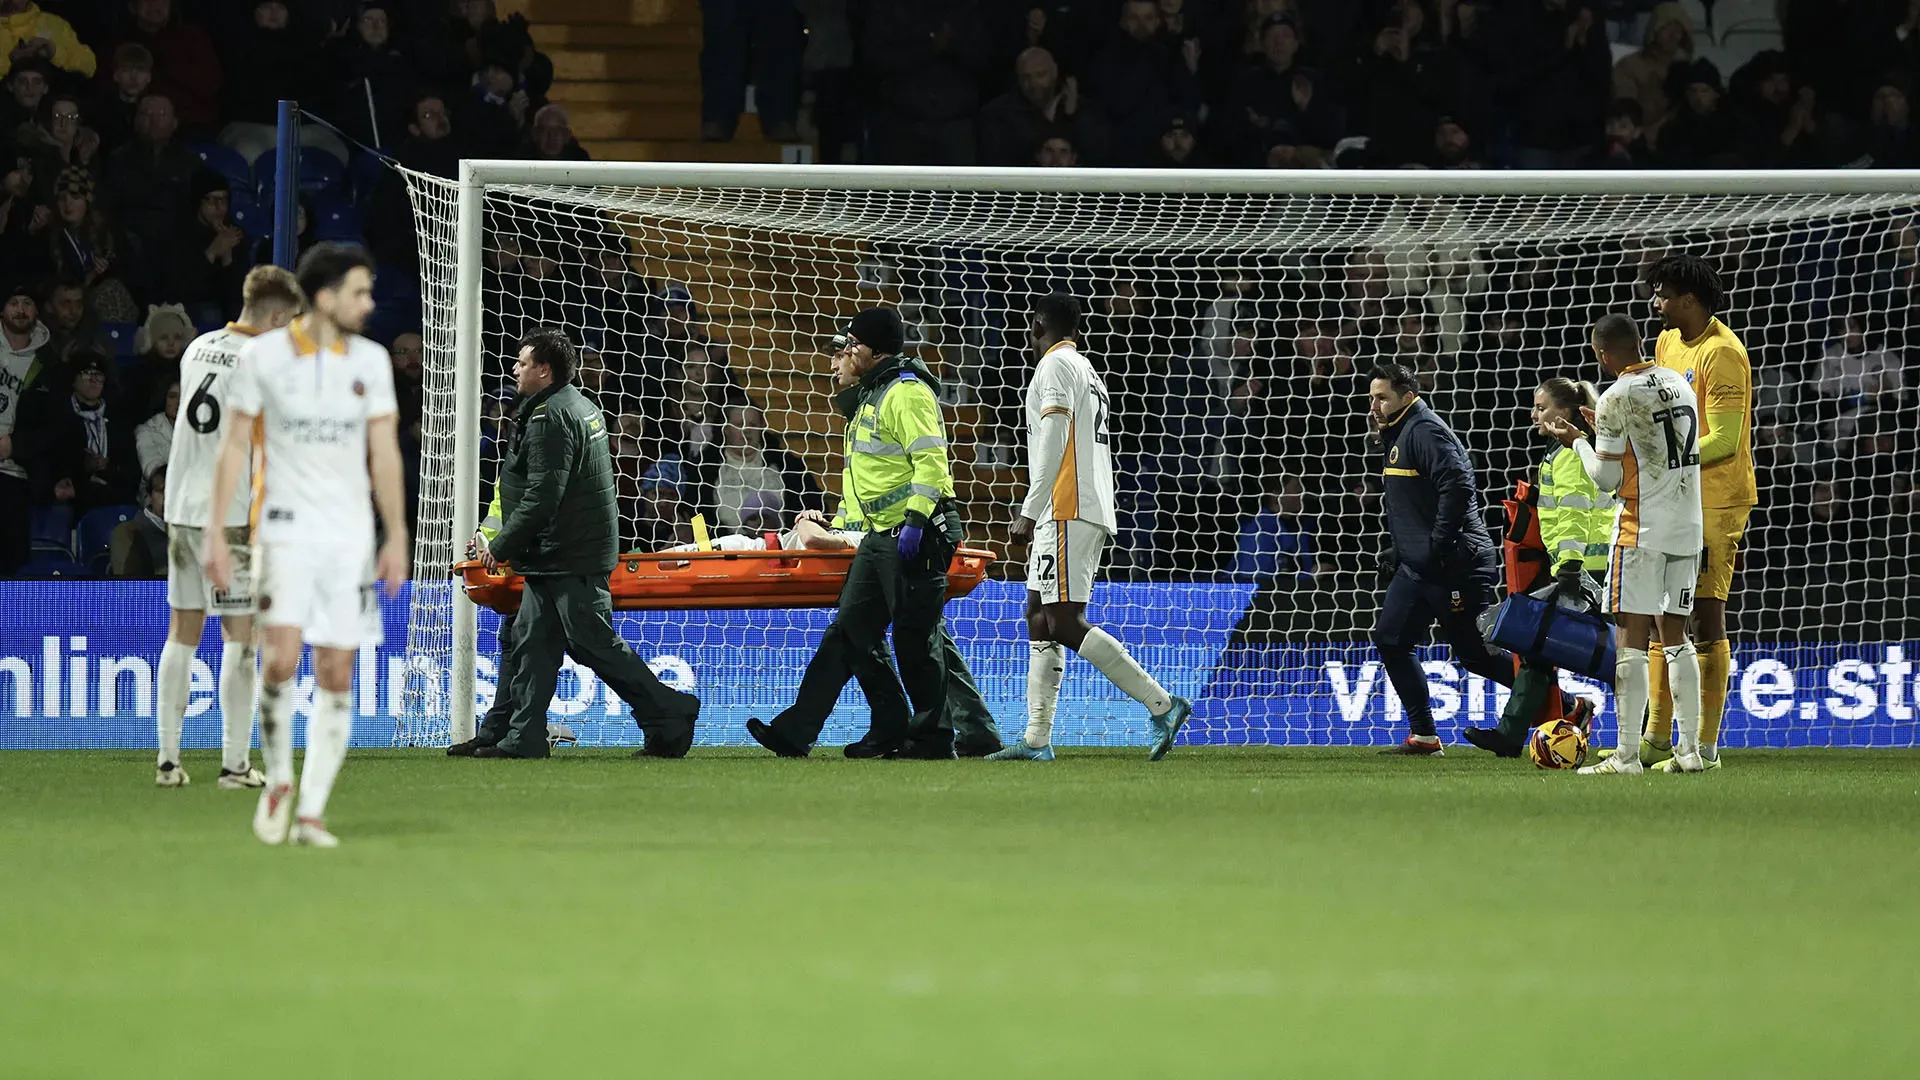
[167,525,257,616]
[1027,519,1107,605]
[256,541,383,651]
[1608,545,1699,618]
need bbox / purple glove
[897,523,923,562]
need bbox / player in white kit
[153,266,304,788]
[989,293,1192,762]
[1545,313,1707,775]
[204,245,409,846]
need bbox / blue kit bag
[1487,586,1616,683]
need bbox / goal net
[395,165,1920,751]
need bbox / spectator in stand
[38,278,88,359]
[1783,0,1916,120]
[1,280,48,572]
[1087,0,1202,164]
[99,0,223,137]
[1429,114,1478,168]
[523,103,588,160]
[1342,14,1428,167]
[2,55,48,133]
[1864,71,1920,168]
[865,2,989,166]
[23,94,100,207]
[699,0,802,142]
[459,1,553,109]
[1731,51,1834,169]
[0,148,52,279]
[1225,14,1311,166]
[462,56,531,158]
[799,0,856,161]
[1034,133,1079,165]
[1817,312,1907,450]
[688,404,824,530]
[1658,58,1739,168]
[1612,1,1693,145]
[992,1,1106,83]
[1590,96,1653,167]
[0,1,97,82]
[216,0,345,166]
[365,94,462,272]
[977,46,1110,167]
[1507,0,1612,169]
[88,44,150,156]
[1150,109,1211,166]
[1232,474,1315,582]
[48,166,137,324]
[122,301,188,413]
[21,349,140,514]
[134,372,174,477]
[103,93,195,287]
[168,169,246,325]
[327,0,412,151]
[248,192,315,269]
[108,463,168,576]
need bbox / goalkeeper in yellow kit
[1620,254,1757,771]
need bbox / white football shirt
[165,323,262,530]
[1595,361,1703,556]
[1020,340,1117,534]
[225,318,397,548]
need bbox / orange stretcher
[453,547,998,615]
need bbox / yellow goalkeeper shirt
[1655,317,1757,509]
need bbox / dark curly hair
[1644,252,1726,315]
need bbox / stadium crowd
[1,0,1917,647]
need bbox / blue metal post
[272,99,299,269]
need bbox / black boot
[890,738,958,760]
[746,718,809,758]
[1463,727,1524,758]
[446,737,497,757]
[843,734,905,759]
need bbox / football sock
[1698,637,1732,752]
[1646,638,1673,747]
[219,638,256,773]
[1025,641,1065,748]
[156,640,192,767]
[260,676,295,787]
[1666,642,1702,758]
[1076,627,1172,716]
[1614,648,1649,766]
[297,689,352,820]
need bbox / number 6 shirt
[165,323,263,530]
[1594,361,1703,556]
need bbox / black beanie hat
[847,306,904,356]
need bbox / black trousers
[770,528,956,750]
[1372,565,1515,738]
[488,574,699,757]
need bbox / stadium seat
[255,147,348,202]
[28,505,73,557]
[75,505,137,573]
[16,557,91,578]
[350,151,392,206]
[191,143,252,192]
[100,322,137,358]
[230,201,266,239]
[314,201,364,244]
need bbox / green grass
[4,748,1919,1079]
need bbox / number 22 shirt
[1020,340,1117,533]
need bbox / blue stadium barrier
[2,581,1917,750]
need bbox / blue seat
[350,150,392,205]
[191,142,252,192]
[75,504,137,571]
[230,201,267,240]
[28,504,73,557]
[314,201,363,243]
[16,557,91,578]
[254,146,348,203]
[100,322,137,358]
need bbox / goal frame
[441,161,1920,744]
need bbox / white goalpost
[394,163,1920,751]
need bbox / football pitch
[5,748,1918,1079]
